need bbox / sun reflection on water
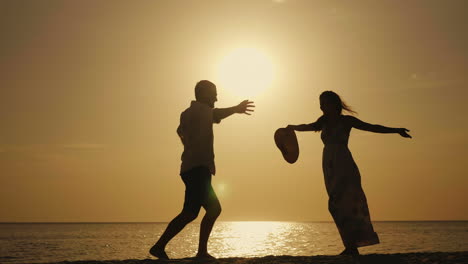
[216,222,285,256]
[211,221,313,257]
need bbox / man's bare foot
[195,252,216,260]
[149,245,169,260]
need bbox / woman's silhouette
[287,91,411,255]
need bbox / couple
[149,80,412,260]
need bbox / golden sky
[1,0,467,222]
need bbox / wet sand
[46,251,467,264]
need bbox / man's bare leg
[196,197,221,259]
[150,211,197,259]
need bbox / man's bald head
[195,80,217,108]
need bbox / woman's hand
[397,128,412,138]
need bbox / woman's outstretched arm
[287,116,324,132]
[347,116,412,138]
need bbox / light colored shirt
[177,101,220,175]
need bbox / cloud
[61,144,105,150]
[0,145,33,153]
[0,145,48,163]
[0,144,105,154]
[405,72,464,90]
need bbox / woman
[287,91,411,255]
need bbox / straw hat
[274,128,299,164]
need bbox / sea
[1,221,467,264]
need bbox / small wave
[0,256,18,259]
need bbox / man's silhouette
[150,80,254,260]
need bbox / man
[150,80,255,260]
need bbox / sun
[216,47,274,98]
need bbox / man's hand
[235,100,255,115]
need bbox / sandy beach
[42,252,468,264]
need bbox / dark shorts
[180,166,219,215]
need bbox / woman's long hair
[320,91,357,115]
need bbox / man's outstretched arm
[213,100,255,123]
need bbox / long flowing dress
[321,116,380,248]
